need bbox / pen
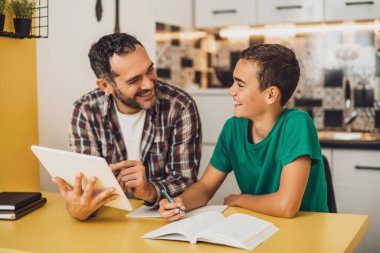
[161,189,183,215]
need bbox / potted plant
[10,0,35,35]
[0,0,9,32]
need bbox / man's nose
[141,76,154,90]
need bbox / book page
[127,205,227,218]
[196,213,279,250]
[142,212,225,243]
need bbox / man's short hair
[88,33,143,83]
[240,44,300,106]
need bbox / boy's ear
[96,78,114,95]
[266,86,281,105]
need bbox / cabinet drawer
[356,218,380,253]
[195,0,257,28]
[192,94,234,144]
[335,184,380,252]
[335,183,380,218]
[332,149,380,185]
[257,0,323,24]
[199,144,240,205]
[325,0,380,21]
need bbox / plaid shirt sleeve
[147,100,202,207]
[69,102,101,156]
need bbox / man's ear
[266,86,281,105]
[96,78,114,95]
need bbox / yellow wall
[0,12,39,191]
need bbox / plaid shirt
[69,81,202,207]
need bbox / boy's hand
[224,194,241,206]
[158,197,186,222]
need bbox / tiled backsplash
[156,22,380,132]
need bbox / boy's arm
[159,164,227,221]
[225,155,311,218]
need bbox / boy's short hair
[240,44,300,106]
[88,33,143,84]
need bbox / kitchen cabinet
[331,149,380,252]
[321,148,333,168]
[194,0,257,28]
[194,0,380,29]
[325,0,380,22]
[257,0,323,24]
[190,89,240,204]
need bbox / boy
[159,44,328,220]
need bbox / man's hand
[110,160,157,203]
[52,172,119,221]
[158,197,186,222]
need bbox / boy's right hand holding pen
[158,192,186,222]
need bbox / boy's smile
[228,59,268,120]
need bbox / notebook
[0,198,47,220]
[0,192,42,211]
[31,145,132,211]
[127,205,228,218]
[142,211,279,250]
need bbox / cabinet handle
[345,1,374,6]
[212,9,237,15]
[355,165,380,171]
[276,5,303,10]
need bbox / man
[53,33,202,220]
[159,44,328,221]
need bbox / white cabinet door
[325,0,380,21]
[321,148,333,171]
[194,0,257,28]
[257,0,323,24]
[332,149,380,252]
[191,92,234,144]
[199,144,241,205]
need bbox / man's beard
[113,87,155,110]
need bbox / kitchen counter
[318,131,380,150]
[319,139,380,149]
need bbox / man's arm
[224,155,311,218]
[69,103,101,156]
[52,103,115,220]
[159,164,227,221]
[149,101,202,206]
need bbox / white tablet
[31,145,132,211]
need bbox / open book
[142,212,278,250]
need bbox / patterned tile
[155,23,379,131]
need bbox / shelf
[0,31,46,39]
[0,0,48,39]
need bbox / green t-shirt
[210,108,329,212]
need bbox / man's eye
[237,83,244,88]
[128,77,140,85]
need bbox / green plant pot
[13,18,31,35]
[0,14,5,33]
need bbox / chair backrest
[322,155,337,213]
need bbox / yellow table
[0,192,368,253]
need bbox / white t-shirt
[115,104,147,161]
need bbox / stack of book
[0,192,47,220]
